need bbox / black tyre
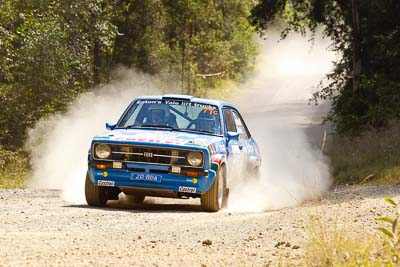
[85,172,108,207]
[201,166,227,212]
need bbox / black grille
[93,143,203,168]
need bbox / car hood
[93,129,224,149]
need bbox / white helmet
[147,103,170,122]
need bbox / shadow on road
[63,199,203,213]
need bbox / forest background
[1,0,400,186]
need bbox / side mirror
[227,131,239,142]
[106,122,117,130]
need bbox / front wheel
[85,172,108,207]
[201,166,227,212]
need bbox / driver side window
[232,110,250,140]
[223,108,236,132]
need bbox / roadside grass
[302,217,388,266]
[0,148,30,188]
[327,121,400,185]
[281,198,400,267]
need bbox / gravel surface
[1,185,399,266]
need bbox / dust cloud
[27,30,335,210]
[228,30,336,211]
[26,68,160,203]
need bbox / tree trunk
[352,0,362,95]
[181,39,185,95]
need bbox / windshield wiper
[126,124,177,130]
[123,125,138,129]
[180,128,222,136]
[189,129,215,134]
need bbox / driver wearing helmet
[146,104,178,127]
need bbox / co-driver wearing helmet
[195,111,220,134]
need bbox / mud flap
[105,187,120,200]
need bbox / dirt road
[1,94,398,266]
[1,186,399,266]
[1,35,392,266]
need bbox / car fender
[209,153,228,186]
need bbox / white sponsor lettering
[98,180,115,187]
[178,186,197,193]
[130,173,162,182]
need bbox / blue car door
[223,108,248,186]
[231,110,260,176]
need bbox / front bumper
[87,161,216,195]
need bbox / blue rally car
[86,94,261,211]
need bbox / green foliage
[376,197,400,259]
[111,0,165,74]
[146,0,258,96]
[0,147,30,188]
[0,0,257,150]
[293,202,400,266]
[0,0,117,149]
[250,0,400,135]
[327,121,400,185]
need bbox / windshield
[117,99,222,135]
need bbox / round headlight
[95,144,111,159]
[187,151,203,166]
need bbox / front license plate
[130,173,162,183]
[178,186,196,193]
